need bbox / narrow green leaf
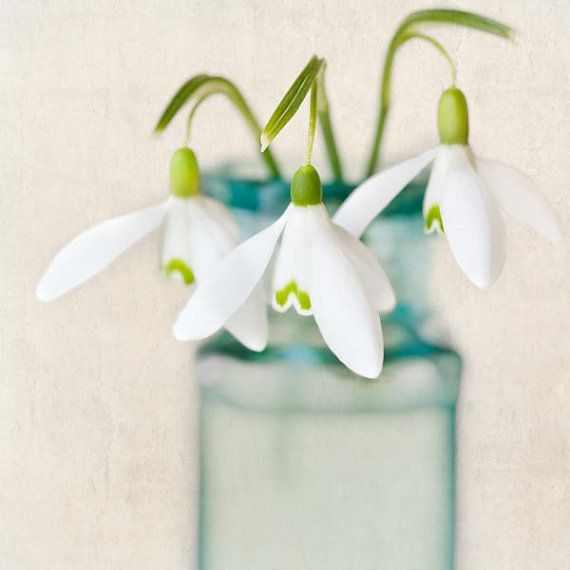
[261,56,324,150]
[401,9,513,40]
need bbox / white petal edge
[309,214,384,379]
[36,201,169,301]
[441,149,507,289]
[198,196,241,244]
[224,286,268,351]
[173,207,290,342]
[475,158,561,241]
[423,145,461,215]
[271,205,313,316]
[333,147,437,238]
[332,224,396,313]
[161,197,192,282]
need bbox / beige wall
[1,0,569,568]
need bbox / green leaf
[401,9,513,40]
[260,56,324,150]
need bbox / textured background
[1,0,569,568]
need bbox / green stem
[364,9,513,177]
[316,65,344,181]
[305,83,318,165]
[156,76,282,179]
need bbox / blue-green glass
[196,169,461,570]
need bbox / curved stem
[364,9,513,177]
[407,32,457,83]
[305,83,318,165]
[157,76,282,179]
[316,65,344,181]
[364,33,455,178]
[184,91,210,146]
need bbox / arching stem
[364,9,513,177]
[157,76,282,179]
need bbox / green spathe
[290,165,322,206]
[438,87,469,145]
[170,147,201,198]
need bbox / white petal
[309,212,384,379]
[186,197,237,279]
[183,197,267,350]
[423,145,461,214]
[333,147,437,238]
[173,207,290,341]
[199,196,241,243]
[36,201,169,301]
[224,286,268,351]
[271,205,313,316]
[475,158,561,241]
[162,197,193,283]
[332,224,396,313]
[441,148,506,288]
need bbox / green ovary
[275,280,311,311]
[165,258,195,285]
[425,204,444,233]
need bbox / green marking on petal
[275,280,311,310]
[165,258,195,285]
[425,204,444,233]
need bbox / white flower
[334,88,561,288]
[174,165,395,379]
[36,148,267,351]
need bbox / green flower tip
[169,147,201,198]
[290,164,322,206]
[438,87,469,146]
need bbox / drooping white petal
[36,201,169,301]
[199,196,241,243]
[271,205,313,316]
[224,287,268,352]
[309,208,384,379]
[186,197,237,280]
[440,148,507,288]
[333,147,437,238]
[173,207,290,341]
[475,158,561,241]
[423,145,461,215]
[162,197,193,284]
[332,224,396,313]
[182,197,267,351]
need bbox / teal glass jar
[196,170,461,570]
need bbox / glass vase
[195,170,461,570]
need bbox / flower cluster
[36,9,560,379]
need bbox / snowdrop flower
[36,147,267,350]
[174,165,396,379]
[335,87,561,288]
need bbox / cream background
[1,0,569,568]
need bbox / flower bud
[169,147,201,198]
[437,87,469,145]
[290,165,322,206]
